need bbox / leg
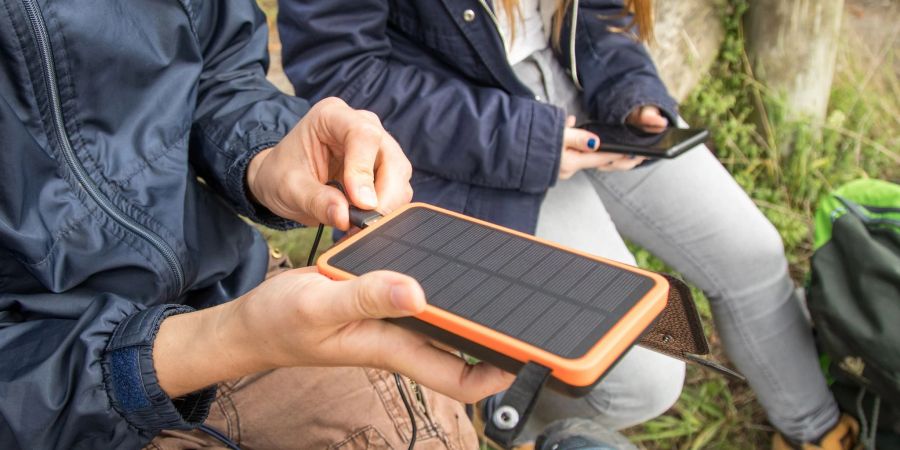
[149,367,476,450]
[514,46,683,437]
[528,172,685,436]
[536,171,636,266]
[585,142,840,441]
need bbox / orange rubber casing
[317,203,669,392]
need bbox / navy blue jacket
[0,1,305,448]
[279,0,677,233]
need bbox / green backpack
[808,179,900,448]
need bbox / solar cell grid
[430,268,490,309]
[451,277,511,317]
[419,218,469,251]
[473,283,533,326]
[329,206,655,358]
[382,247,429,273]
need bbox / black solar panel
[329,206,656,359]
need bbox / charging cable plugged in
[349,206,384,229]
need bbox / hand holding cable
[245,97,413,230]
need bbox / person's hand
[216,268,513,403]
[626,105,668,134]
[246,97,413,231]
[558,116,644,179]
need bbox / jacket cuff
[226,129,301,230]
[602,80,679,126]
[520,103,565,193]
[103,305,217,434]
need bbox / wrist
[246,147,274,206]
[153,295,273,397]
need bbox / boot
[772,414,860,450]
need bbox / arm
[555,0,678,125]
[0,271,511,449]
[277,0,564,194]
[0,294,213,449]
[153,268,512,401]
[188,0,310,229]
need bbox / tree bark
[649,0,725,102]
[746,0,845,122]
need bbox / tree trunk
[746,0,845,122]
[649,0,725,103]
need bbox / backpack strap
[836,196,900,227]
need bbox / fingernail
[358,185,377,207]
[390,284,415,313]
[587,138,597,150]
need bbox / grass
[256,0,897,447]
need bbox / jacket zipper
[20,0,185,293]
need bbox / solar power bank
[317,203,670,395]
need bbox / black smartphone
[579,122,709,158]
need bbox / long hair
[496,0,654,46]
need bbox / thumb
[326,271,426,324]
[565,115,576,128]
[563,127,601,152]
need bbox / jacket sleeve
[556,0,678,124]
[277,0,564,194]
[0,293,215,449]
[189,0,310,229]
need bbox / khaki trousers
[147,251,477,450]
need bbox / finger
[373,133,413,215]
[563,127,600,152]
[315,271,426,325]
[565,149,627,171]
[374,328,515,403]
[565,115,576,128]
[626,106,668,133]
[640,106,669,129]
[341,118,383,210]
[279,178,351,229]
[312,99,383,210]
[597,155,646,172]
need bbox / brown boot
[772,414,860,450]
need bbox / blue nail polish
[587,138,597,149]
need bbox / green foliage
[681,0,898,275]
[257,226,333,267]
[629,370,767,450]
[628,0,898,448]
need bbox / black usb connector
[349,206,383,229]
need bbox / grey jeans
[513,48,840,441]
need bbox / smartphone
[579,122,709,158]
[318,203,669,395]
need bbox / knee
[698,211,791,302]
[590,350,686,429]
[744,219,787,267]
[619,356,686,424]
